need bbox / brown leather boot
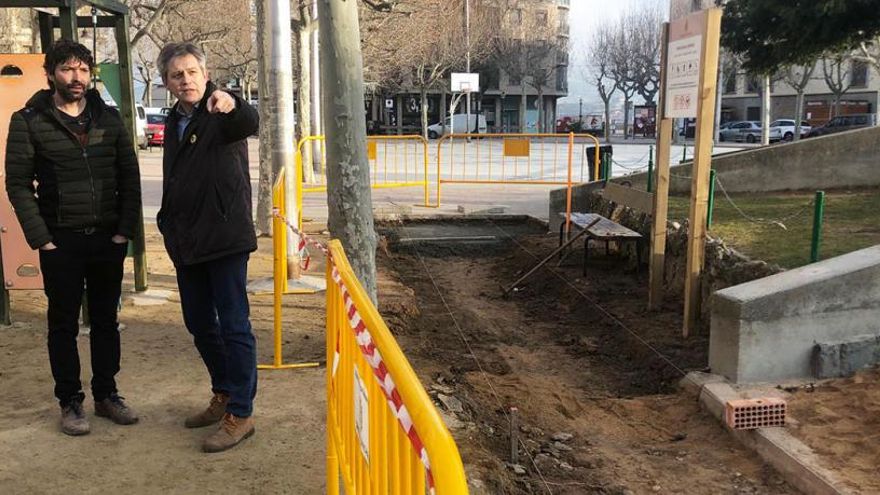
[202,413,255,453]
[185,392,230,428]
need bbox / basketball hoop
[451,72,480,93]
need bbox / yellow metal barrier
[296,135,431,229]
[326,240,468,494]
[435,132,601,233]
[257,168,320,371]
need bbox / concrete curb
[681,372,852,495]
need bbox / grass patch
[667,189,880,268]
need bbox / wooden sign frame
[648,8,722,337]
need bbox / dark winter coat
[157,81,259,266]
[4,89,142,249]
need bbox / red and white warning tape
[273,209,436,493]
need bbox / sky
[560,0,668,116]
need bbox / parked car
[134,104,148,149]
[427,114,488,138]
[718,121,761,142]
[769,119,812,141]
[145,112,167,147]
[805,113,878,138]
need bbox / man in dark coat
[5,40,142,436]
[156,42,259,453]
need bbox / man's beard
[55,83,86,103]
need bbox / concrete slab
[710,245,880,383]
[125,288,173,306]
[682,372,852,495]
[247,275,326,294]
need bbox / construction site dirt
[377,218,795,494]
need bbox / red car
[146,113,166,146]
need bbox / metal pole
[647,144,654,193]
[310,0,322,169]
[264,0,298,262]
[91,8,97,88]
[810,190,825,263]
[465,0,471,141]
[706,169,716,228]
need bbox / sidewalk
[0,225,328,494]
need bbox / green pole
[810,190,825,263]
[603,152,610,182]
[647,144,654,193]
[707,170,716,228]
[682,142,687,163]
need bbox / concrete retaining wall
[550,125,880,203]
[709,245,880,383]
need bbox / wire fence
[667,172,816,230]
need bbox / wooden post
[682,9,722,337]
[58,2,78,41]
[115,13,149,292]
[648,23,672,311]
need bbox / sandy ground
[786,367,880,494]
[376,219,796,494]
[0,225,329,494]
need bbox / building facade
[369,0,570,135]
[720,55,879,126]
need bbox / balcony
[557,0,570,8]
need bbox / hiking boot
[185,392,230,429]
[202,413,255,453]
[61,400,90,436]
[94,395,139,425]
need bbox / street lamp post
[465,0,471,140]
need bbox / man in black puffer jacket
[156,42,259,453]
[5,40,142,436]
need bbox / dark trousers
[176,252,256,417]
[39,230,127,407]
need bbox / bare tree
[524,37,566,133]
[856,36,880,73]
[631,2,663,105]
[584,24,617,141]
[491,6,555,133]
[781,60,816,141]
[822,52,854,117]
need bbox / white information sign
[354,368,370,463]
[665,35,702,118]
[665,11,707,118]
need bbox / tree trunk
[420,87,429,140]
[519,83,527,133]
[254,0,273,236]
[537,89,544,133]
[761,74,771,145]
[623,99,631,139]
[319,0,378,303]
[794,90,805,141]
[603,99,611,141]
[296,14,315,183]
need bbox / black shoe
[95,394,139,425]
[61,399,90,436]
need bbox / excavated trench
[375,217,794,494]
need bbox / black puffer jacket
[4,89,142,249]
[158,81,259,266]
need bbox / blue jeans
[176,252,256,417]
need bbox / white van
[427,114,488,138]
[135,104,148,149]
